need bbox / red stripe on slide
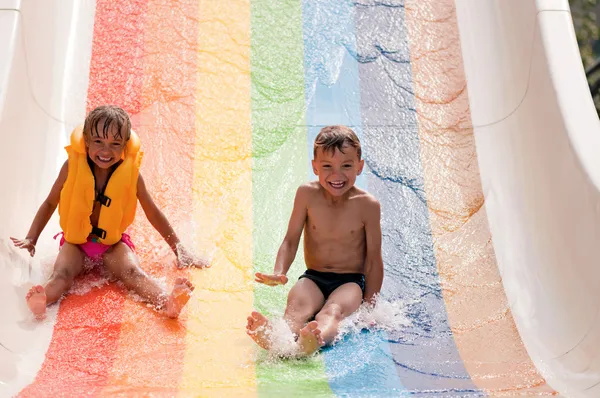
[19,1,147,396]
[100,0,199,392]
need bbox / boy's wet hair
[83,105,131,141]
[313,125,361,159]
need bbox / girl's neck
[92,165,112,178]
[87,156,115,180]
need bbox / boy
[246,125,384,355]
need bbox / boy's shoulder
[299,181,322,193]
[293,182,321,207]
[295,181,322,199]
[349,186,379,206]
[350,189,380,223]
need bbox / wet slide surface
[1,0,562,396]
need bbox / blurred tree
[570,0,600,112]
[570,0,599,68]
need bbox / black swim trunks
[299,269,365,300]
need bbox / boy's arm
[363,196,383,303]
[255,185,309,286]
[12,161,68,256]
[137,173,180,254]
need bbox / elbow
[43,199,59,213]
[282,236,299,252]
[365,255,383,274]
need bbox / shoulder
[136,172,149,194]
[136,172,146,188]
[299,181,320,192]
[353,189,380,215]
[296,181,320,198]
[57,160,69,181]
[293,182,320,209]
[350,187,378,205]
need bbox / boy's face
[312,145,364,197]
[85,119,126,169]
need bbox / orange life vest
[58,126,143,245]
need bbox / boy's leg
[284,277,325,335]
[311,283,363,347]
[103,242,194,318]
[26,242,85,317]
[247,278,324,350]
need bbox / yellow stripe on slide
[179,0,255,395]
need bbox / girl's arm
[137,173,208,268]
[11,161,68,256]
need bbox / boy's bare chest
[306,204,364,237]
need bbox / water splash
[256,295,411,361]
[338,296,412,342]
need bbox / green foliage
[570,0,600,112]
[571,0,600,68]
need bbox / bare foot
[26,285,47,319]
[298,321,324,355]
[246,311,272,350]
[164,277,194,318]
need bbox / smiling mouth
[328,181,346,189]
[97,156,113,163]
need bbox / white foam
[337,296,412,342]
[251,317,300,359]
[175,241,216,269]
[255,295,412,360]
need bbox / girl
[11,105,206,319]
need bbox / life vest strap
[96,193,112,207]
[91,226,107,240]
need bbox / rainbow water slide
[1,0,599,396]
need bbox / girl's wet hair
[83,105,131,141]
[313,125,362,159]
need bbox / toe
[307,321,318,331]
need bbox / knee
[316,304,344,323]
[52,267,75,283]
[122,265,144,280]
[285,297,315,319]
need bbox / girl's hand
[10,237,35,257]
[176,245,211,269]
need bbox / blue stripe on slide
[302,0,407,396]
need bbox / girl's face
[85,119,126,169]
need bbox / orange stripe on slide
[405,0,555,395]
[101,0,199,394]
[18,1,147,396]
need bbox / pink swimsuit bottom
[55,232,135,261]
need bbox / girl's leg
[26,242,85,317]
[103,242,194,318]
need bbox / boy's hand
[176,245,211,269]
[10,237,35,257]
[255,272,288,286]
